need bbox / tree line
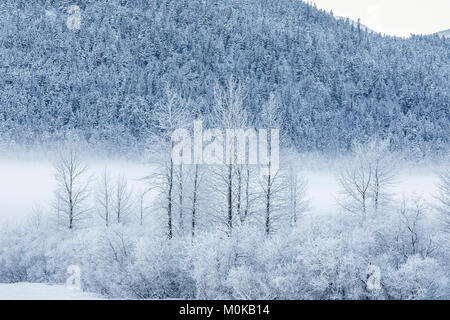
[53,78,310,238]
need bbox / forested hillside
[0,0,448,156]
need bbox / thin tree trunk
[374,164,380,213]
[69,192,73,230]
[265,170,271,236]
[192,164,199,238]
[244,166,250,220]
[168,157,174,239]
[265,141,272,236]
[227,163,233,234]
[69,172,73,230]
[237,166,242,222]
[179,164,184,232]
[117,197,121,224]
[290,172,297,226]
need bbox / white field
[0,283,102,300]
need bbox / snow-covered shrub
[383,255,448,300]
[0,192,449,300]
[187,231,238,299]
[122,236,195,299]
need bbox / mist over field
[0,153,443,225]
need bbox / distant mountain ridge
[435,29,450,38]
[335,16,376,34]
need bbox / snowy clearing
[0,283,103,300]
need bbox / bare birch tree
[146,85,191,239]
[398,196,437,258]
[366,139,397,212]
[188,163,209,238]
[95,168,112,227]
[138,187,153,226]
[191,164,200,237]
[338,154,372,220]
[210,75,248,235]
[53,148,91,230]
[113,174,134,224]
[287,161,309,227]
[337,139,397,221]
[177,164,185,233]
[259,93,283,235]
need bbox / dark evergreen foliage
[0,0,448,156]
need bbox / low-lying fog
[0,153,444,225]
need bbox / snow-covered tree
[53,148,91,230]
[113,175,134,224]
[436,169,450,233]
[209,75,248,235]
[95,169,112,227]
[146,85,191,239]
[338,139,397,221]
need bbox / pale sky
[311,0,450,37]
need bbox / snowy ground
[0,283,102,300]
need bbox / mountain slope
[0,0,448,156]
